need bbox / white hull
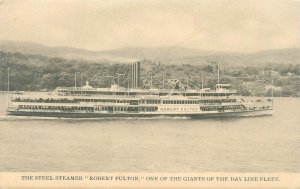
[8,109,273,119]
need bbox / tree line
[0,51,299,96]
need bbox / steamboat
[7,62,273,119]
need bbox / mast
[198,73,203,98]
[271,78,274,106]
[201,73,204,90]
[80,72,82,87]
[7,67,9,92]
[162,74,165,90]
[7,67,10,107]
[127,75,130,96]
[186,76,188,90]
[74,73,77,89]
[217,61,220,86]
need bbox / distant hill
[0,40,136,63]
[0,40,299,65]
[99,46,223,60]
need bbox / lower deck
[8,108,273,119]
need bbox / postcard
[0,0,299,188]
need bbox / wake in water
[0,114,191,121]
[0,114,59,121]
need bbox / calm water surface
[0,94,299,172]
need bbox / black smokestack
[131,61,140,88]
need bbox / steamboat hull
[7,109,273,119]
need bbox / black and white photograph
[0,0,299,188]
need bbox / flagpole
[217,61,220,85]
[201,73,204,90]
[271,78,274,107]
[74,73,77,89]
[7,67,10,107]
[127,78,130,96]
[200,73,204,98]
[7,67,9,92]
[186,76,188,90]
[162,74,165,90]
[80,72,82,87]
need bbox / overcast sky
[0,0,299,52]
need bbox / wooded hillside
[0,51,299,97]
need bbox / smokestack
[131,61,140,88]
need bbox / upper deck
[55,82,237,98]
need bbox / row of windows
[145,100,160,104]
[14,97,236,105]
[199,99,236,104]
[162,100,198,104]
[79,99,160,104]
[200,105,242,111]
[98,106,158,112]
[18,105,159,112]
[65,90,233,97]
[13,98,76,103]
[14,98,198,104]
[67,91,162,96]
[162,99,236,104]
[18,104,247,113]
[140,107,158,112]
[78,99,128,103]
[18,105,94,111]
[185,93,230,97]
[18,105,160,113]
[223,105,243,110]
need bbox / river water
[0,93,299,172]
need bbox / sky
[0,0,299,52]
